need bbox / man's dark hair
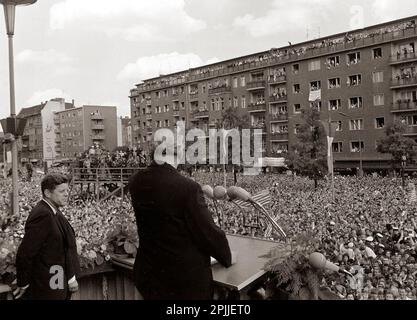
[41,173,69,196]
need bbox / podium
[111,234,281,300]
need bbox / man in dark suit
[14,173,80,300]
[128,150,232,300]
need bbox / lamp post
[0,0,37,216]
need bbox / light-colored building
[120,116,133,148]
[55,105,118,159]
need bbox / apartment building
[130,16,417,170]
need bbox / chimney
[72,99,75,107]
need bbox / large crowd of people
[3,160,417,299]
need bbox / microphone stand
[249,200,287,239]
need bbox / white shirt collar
[42,198,57,215]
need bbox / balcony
[391,101,417,112]
[270,113,289,122]
[251,122,266,130]
[92,124,105,130]
[54,128,60,134]
[247,80,266,91]
[92,134,105,140]
[146,127,153,134]
[390,51,417,65]
[91,114,104,120]
[247,102,266,113]
[208,85,232,95]
[268,75,287,84]
[404,126,417,136]
[55,137,61,143]
[391,77,417,89]
[145,113,153,120]
[54,117,60,125]
[193,109,209,119]
[269,133,289,141]
[189,92,199,101]
[269,95,287,104]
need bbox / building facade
[130,16,417,170]
[54,105,118,159]
[17,98,69,165]
[120,116,133,148]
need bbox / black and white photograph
[1,0,417,304]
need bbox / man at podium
[128,143,232,300]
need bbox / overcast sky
[0,0,417,121]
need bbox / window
[350,119,363,130]
[241,96,246,109]
[233,97,238,108]
[294,104,301,114]
[373,48,382,59]
[348,74,362,86]
[347,52,361,65]
[164,90,168,97]
[293,84,301,94]
[375,117,385,129]
[350,141,364,153]
[374,94,384,106]
[202,85,206,94]
[328,78,341,89]
[155,91,160,99]
[181,102,185,109]
[233,77,238,88]
[164,119,170,127]
[327,56,340,68]
[155,106,161,113]
[349,97,363,109]
[329,99,341,111]
[373,71,384,83]
[163,105,169,113]
[279,125,288,133]
[308,60,321,71]
[292,64,299,74]
[310,80,321,91]
[240,76,246,87]
[405,115,417,125]
[332,121,342,131]
[309,101,321,111]
[332,142,343,153]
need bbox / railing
[208,85,232,95]
[247,80,266,90]
[270,133,289,140]
[193,110,209,118]
[91,114,104,120]
[268,75,286,83]
[54,128,60,134]
[391,101,417,111]
[270,113,289,121]
[269,95,287,103]
[135,26,417,93]
[92,124,105,130]
[251,123,266,129]
[71,167,141,183]
[189,93,199,100]
[92,135,105,140]
[145,114,153,120]
[248,103,266,112]
[146,127,153,133]
[390,51,417,63]
[391,77,417,88]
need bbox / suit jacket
[16,200,80,300]
[128,161,232,300]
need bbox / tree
[376,120,417,171]
[285,105,327,188]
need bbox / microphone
[226,186,252,202]
[213,186,227,200]
[202,185,214,199]
[309,252,353,277]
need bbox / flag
[309,89,321,102]
[233,189,271,209]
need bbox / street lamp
[1,0,37,216]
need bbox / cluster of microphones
[201,185,287,239]
[201,185,353,278]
